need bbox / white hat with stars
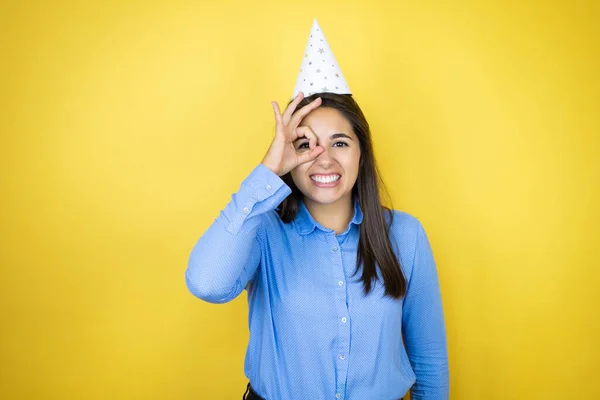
[291,18,352,100]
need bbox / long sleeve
[185,163,291,304]
[402,221,450,399]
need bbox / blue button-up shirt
[186,164,449,399]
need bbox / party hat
[291,18,351,100]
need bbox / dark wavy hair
[277,92,407,299]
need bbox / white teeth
[311,174,340,183]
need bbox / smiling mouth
[310,174,341,183]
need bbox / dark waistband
[243,382,265,400]
[243,382,404,400]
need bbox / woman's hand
[261,91,324,176]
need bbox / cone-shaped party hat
[291,18,351,100]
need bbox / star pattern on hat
[291,18,351,99]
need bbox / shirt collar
[294,195,364,236]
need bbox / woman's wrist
[261,161,280,176]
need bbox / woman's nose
[316,146,334,166]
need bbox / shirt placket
[328,232,350,399]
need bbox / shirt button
[243,207,249,213]
[338,281,344,286]
[340,354,345,360]
[266,184,271,191]
[332,246,339,252]
[341,317,347,323]
[336,394,341,399]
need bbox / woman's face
[291,107,361,207]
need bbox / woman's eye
[297,142,309,150]
[333,141,348,147]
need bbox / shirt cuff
[225,164,292,234]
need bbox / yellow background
[1,0,598,399]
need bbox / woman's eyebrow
[293,132,354,143]
[331,133,353,140]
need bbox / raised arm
[185,164,291,303]
[186,91,325,304]
[402,220,450,399]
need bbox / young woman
[186,91,449,400]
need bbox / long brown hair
[277,92,407,299]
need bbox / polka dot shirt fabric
[186,164,449,400]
